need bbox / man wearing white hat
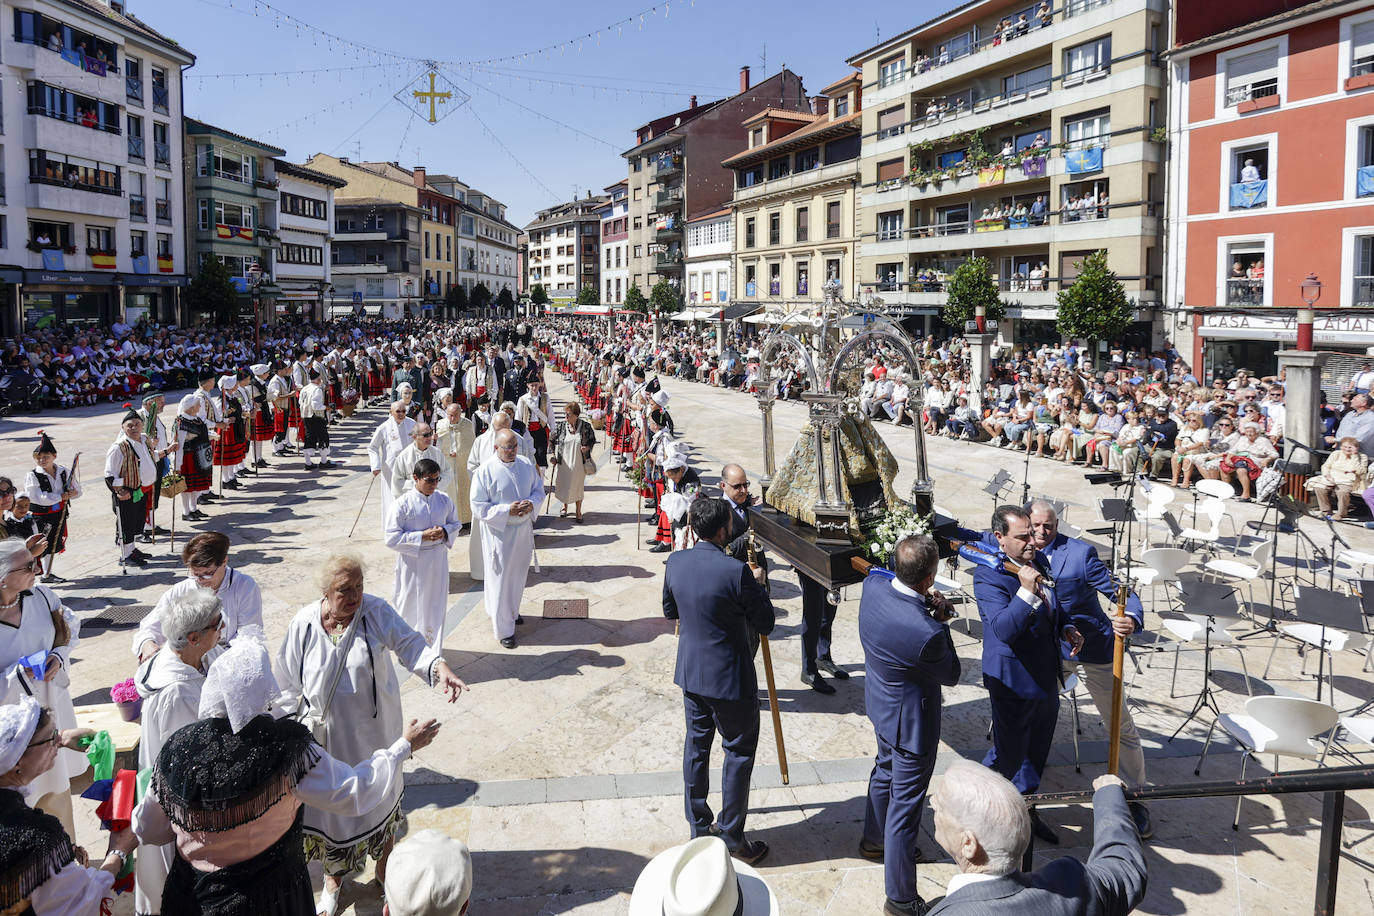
[629,837,776,916]
[381,830,472,916]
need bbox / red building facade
[1167,0,1374,378]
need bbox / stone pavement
[14,369,1374,914]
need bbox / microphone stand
[1019,432,1033,506]
[1322,513,1350,592]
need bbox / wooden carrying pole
[749,534,788,785]
[1107,581,1128,776]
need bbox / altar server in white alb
[384,458,462,646]
[299,367,334,470]
[369,402,416,529]
[470,429,543,649]
[389,423,450,498]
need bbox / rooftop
[185,118,286,156]
[722,110,862,168]
[1169,0,1351,56]
[741,107,821,129]
[273,160,348,189]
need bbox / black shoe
[499,636,517,649]
[153,526,171,535]
[200,493,220,502]
[40,573,67,584]
[255,459,270,468]
[121,555,147,568]
[816,657,850,680]
[730,839,768,866]
[128,549,151,562]
[858,838,884,861]
[801,672,836,694]
[137,533,155,544]
[1129,802,1153,840]
[648,542,671,554]
[643,498,655,509]
[644,513,659,523]
[186,510,208,521]
[1029,809,1059,845]
[223,479,242,490]
[883,897,929,916]
[515,615,525,625]
[318,460,338,469]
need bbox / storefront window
[22,291,109,329]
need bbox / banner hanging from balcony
[90,253,117,270]
[1064,147,1103,174]
[132,255,151,275]
[395,65,469,124]
[977,166,1005,187]
[40,250,64,271]
[1229,180,1268,209]
[1021,156,1047,178]
[1358,165,1374,198]
[157,256,175,274]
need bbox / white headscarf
[218,375,237,391]
[197,626,278,733]
[178,394,200,414]
[0,696,40,775]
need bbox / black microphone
[1283,438,1320,455]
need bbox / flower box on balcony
[254,178,279,190]
[1345,73,1374,91]
[62,245,77,255]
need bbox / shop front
[120,273,186,325]
[20,270,117,331]
[1197,310,1374,380]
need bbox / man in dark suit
[927,762,1146,915]
[719,463,763,574]
[663,497,776,865]
[973,505,1083,844]
[859,535,962,916]
[1028,500,1152,839]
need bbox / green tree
[530,283,550,306]
[187,255,241,325]
[1055,249,1134,348]
[941,256,1005,330]
[576,284,600,306]
[496,286,516,314]
[623,284,648,314]
[470,282,492,312]
[648,278,681,315]
[445,283,469,313]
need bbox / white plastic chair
[1186,480,1241,541]
[1204,540,1274,618]
[1196,695,1338,829]
[1179,499,1226,553]
[1262,586,1361,700]
[1138,485,1175,547]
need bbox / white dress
[384,488,462,646]
[274,596,442,847]
[470,455,544,640]
[389,443,451,498]
[0,585,86,799]
[133,647,205,915]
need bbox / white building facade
[272,160,343,321]
[601,180,629,304]
[684,208,732,309]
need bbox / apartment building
[0,0,194,333]
[622,67,809,303]
[524,193,608,304]
[331,200,423,319]
[725,73,863,313]
[848,0,1168,343]
[1165,0,1374,377]
[273,160,344,320]
[425,175,520,305]
[684,209,732,312]
[184,119,283,323]
[601,180,629,305]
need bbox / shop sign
[25,270,114,285]
[1201,310,1374,341]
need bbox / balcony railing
[153,142,170,166]
[655,251,684,270]
[1226,277,1265,305]
[27,105,120,134]
[152,84,169,112]
[127,136,144,159]
[129,195,146,219]
[868,4,1060,91]
[155,199,171,222]
[1353,276,1374,307]
[826,222,841,238]
[126,76,142,102]
[1356,56,1374,78]
[1225,79,1279,107]
[652,189,683,212]
[29,170,121,196]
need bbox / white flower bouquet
[862,503,934,567]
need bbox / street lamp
[1297,272,1323,351]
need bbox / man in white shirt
[369,402,417,527]
[105,406,158,570]
[390,424,450,498]
[470,431,543,649]
[1349,362,1374,395]
[133,532,264,663]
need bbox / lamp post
[1296,272,1323,351]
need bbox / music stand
[1097,497,1136,570]
[1167,580,1243,743]
[983,469,1013,513]
[1263,585,1364,702]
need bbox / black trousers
[682,690,759,851]
[302,416,329,450]
[530,425,549,467]
[798,571,838,675]
[112,491,145,546]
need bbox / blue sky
[149,0,941,226]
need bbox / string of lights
[455,73,621,149]
[460,103,561,202]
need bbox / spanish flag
[237,226,253,241]
[157,256,174,273]
[215,224,233,239]
[91,253,117,270]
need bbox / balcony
[734,160,858,203]
[152,84,169,113]
[652,153,683,179]
[1354,276,1374,307]
[655,222,682,242]
[155,199,171,223]
[652,189,683,213]
[255,177,280,199]
[1226,278,1265,306]
[153,142,170,167]
[129,194,146,219]
[127,136,144,159]
[126,76,142,103]
[1226,79,1279,114]
[655,251,684,271]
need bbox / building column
[1276,349,1329,455]
[964,332,998,410]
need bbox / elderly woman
[134,631,442,916]
[1110,409,1148,474]
[0,539,84,835]
[275,555,467,914]
[395,382,421,420]
[552,400,598,522]
[1212,421,1278,500]
[133,589,223,915]
[1171,413,1211,487]
[1,698,131,915]
[1086,400,1125,468]
[173,393,214,521]
[430,386,455,430]
[462,352,497,417]
[1309,436,1370,519]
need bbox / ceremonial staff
[1107,581,1128,776]
[45,452,80,578]
[349,472,377,538]
[749,532,788,785]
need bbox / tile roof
[185,118,286,155]
[1169,0,1350,55]
[273,160,348,188]
[721,111,862,167]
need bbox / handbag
[583,456,598,476]
[192,441,213,471]
[295,609,361,745]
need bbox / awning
[720,303,761,321]
[742,313,779,324]
[573,305,611,315]
[670,312,696,322]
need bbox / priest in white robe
[389,422,450,498]
[367,402,416,531]
[383,458,462,646]
[470,430,544,649]
[436,403,475,526]
[465,412,517,582]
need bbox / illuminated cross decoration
[413,72,451,123]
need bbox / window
[1356,235,1374,306]
[1224,46,1279,107]
[125,56,142,103]
[1066,0,1110,15]
[796,207,809,242]
[28,151,120,194]
[1002,64,1052,97]
[794,147,819,172]
[280,192,327,220]
[280,243,324,265]
[1357,124,1374,197]
[1352,19,1374,77]
[155,178,170,222]
[1225,241,1266,305]
[877,210,904,241]
[876,263,902,291]
[768,263,782,296]
[1060,178,1109,221]
[1064,36,1112,82]
[424,231,430,259]
[878,55,905,88]
[85,226,113,252]
[211,200,255,229]
[26,82,120,133]
[152,122,170,166]
[745,217,756,249]
[199,147,252,182]
[460,215,475,235]
[768,158,790,181]
[365,278,385,297]
[744,264,757,295]
[796,261,810,296]
[876,157,905,183]
[156,233,171,258]
[127,114,143,159]
[877,106,906,140]
[29,220,72,249]
[1063,110,1111,150]
[129,171,145,220]
[826,201,842,238]
[130,231,146,257]
[833,97,849,117]
[738,165,763,187]
[936,204,970,235]
[751,127,764,148]
[151,67,168,113]
[1229,143,1270,209]
[768,212,780,246]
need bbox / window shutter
[1353,20,1374,63]
[877,158,904,182]
[878,107,904,132]
[1225,47,1278,92]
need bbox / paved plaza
[18,369,1374,915]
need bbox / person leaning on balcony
[1030,195,1047,225]
[1037,1,1052,27]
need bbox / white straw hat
[628,837,776,916]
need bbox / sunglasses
[0,487,13,497]
[419,475,441,484]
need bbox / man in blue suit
[973,505,1082,845]
[663,497,776,865]
[1029,499,1152,839]
[859,535,962,916]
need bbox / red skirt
[215,426,248,466]
[180,450,212,493]
[272,406,291,436]
[366,371,387,397]
[251,411,275,442]
[653,479,672,544]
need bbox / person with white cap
[0,697,132,916]
[247,363,275,469]
[299,367,334,471]
[171,394,214,521]
[649,445,699,554]
[212,373,248,491]
[381,830,473,916]
[629,836,777,916]
[134,625,445,916]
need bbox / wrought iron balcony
[652,189,683,213]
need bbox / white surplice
[389,443,451,498]
[470,454,544,640]
[383,488,461,646]
[275,595,441,846]
[133,647,205,915]
[435,415,475,524]
[367,416,416,531]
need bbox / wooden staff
[44,452,80,578]
[348,473,378,538]
[749,533,788,785]
[1107,581,1129,776]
